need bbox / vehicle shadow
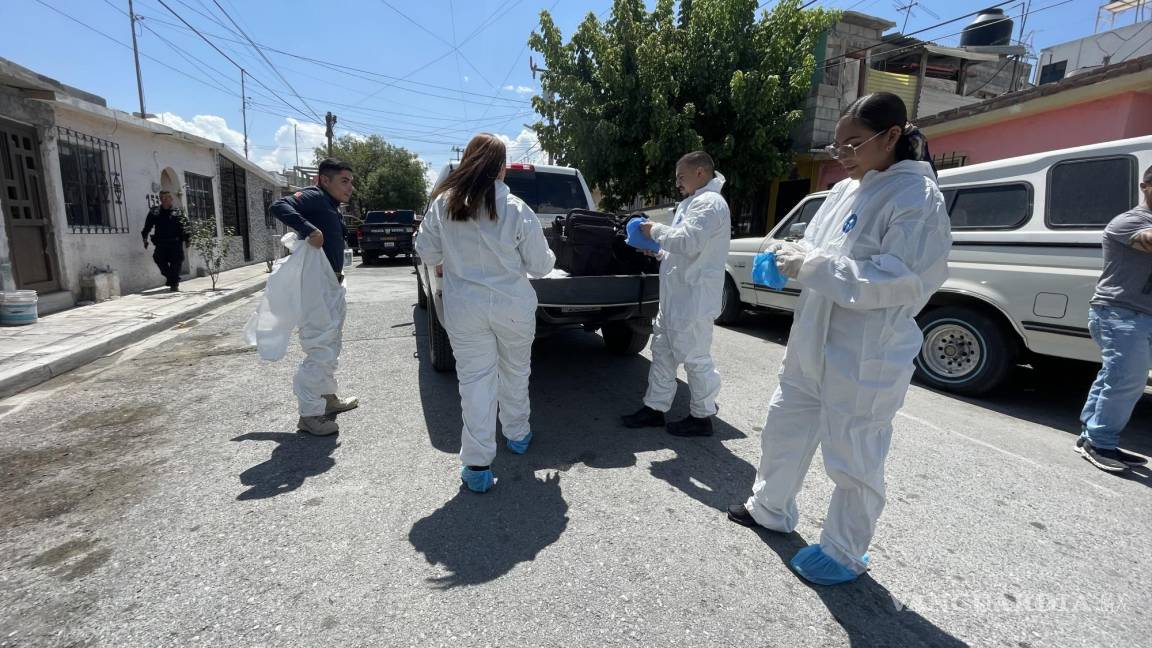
[357,256,415,269]
[747,529,968,647]
[230,432,340,500]
[414,306,755,513]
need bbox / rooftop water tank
[961,8,1014,47]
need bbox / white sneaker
[323,394,359,416]
[298,415,339,436]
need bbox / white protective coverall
[414,181,555,467]
[245,232,346,416]
[644,173,731,418]
[745,160,951,575]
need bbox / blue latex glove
[752,251,788,290]
[625,217,661,252]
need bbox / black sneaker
[1080,441,1131,473]
[727,504,758,528]
[667,415,714,437]
[621,406,665,429]
[1076,436,1147,466]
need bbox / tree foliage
[529,0,839,211]
[314,135,428,213]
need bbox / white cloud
[257,118,328,171]
[503,85,535,95]
[150,112,246,151]
[417,156,440,195]
[496,128,548,165]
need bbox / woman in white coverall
[414,134,555,493]
[727,92,952,585]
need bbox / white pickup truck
[414,163,660,372]
[721,136,1152,395]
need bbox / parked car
[722,135,1152,396]
[360,210,417,264]
[343,214,363,254]
[414,162,660,372]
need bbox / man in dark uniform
[141,190,189,292]
[269,158,358,436]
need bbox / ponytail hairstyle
[429,133,508,221]
[842,92,937,177]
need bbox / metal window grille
[933,152,968,170]
[263,189,275,228]
[184,172,215,232]
[56,127,128,233]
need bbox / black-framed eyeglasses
[824,130,885,160]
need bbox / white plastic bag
[244,233,341,361]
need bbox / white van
[722,135,1152,395]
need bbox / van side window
[1047,156,1138,228]
[942,183,1031,230]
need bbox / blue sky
[2,0,1100,183]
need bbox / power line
[378,0,501,89]
[209,0,323,123]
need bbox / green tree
[181,214,235,291]
[529,0,839,212]
[313,135,428,213]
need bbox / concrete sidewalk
[0,264,269,399]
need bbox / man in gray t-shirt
[1078,165,1152,474]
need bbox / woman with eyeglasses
[727,92,952,585]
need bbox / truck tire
[416,273,428,309]
[428,306,455,372]
[364,251,379,265]
[914,306,1016,396]
[602,321,650,355]
[715,274,743,326]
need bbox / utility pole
[128,0,147,118]
[294,124,300,166]
[325,112,337,157]
[527,56,555,164]
[240,69,249,159]
[451,146,463,162]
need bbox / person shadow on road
[230,432,340,500]
[408,471,568,589]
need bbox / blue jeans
[1080,304,1152,449]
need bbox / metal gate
[0,120,59,292]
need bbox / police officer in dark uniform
[141,190,190,292]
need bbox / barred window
[57,127,129,233]
[263,189,275,228]
[185,172,215,229]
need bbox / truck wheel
[602,322,650,355]
[914,306,1016,396]
[715,274,743,326]
[428,305,455,372]
[416,273,428,309]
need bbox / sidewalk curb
[0,278,266,400]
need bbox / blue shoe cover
[790,544,868,585]
[507,431,532,454]
[625,217,661,252]
[460,467,494,493]
[752,251,788,290]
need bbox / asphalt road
[1,259,1150,648]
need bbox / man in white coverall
[269,158,359,436]
[621,151,731,437]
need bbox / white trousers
[643,317,721,418]
[446,305,536,467]
[294,288,346,416]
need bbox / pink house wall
[815,91,1152,189]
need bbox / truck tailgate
[531,275,658,307]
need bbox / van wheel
[428,306,455,372]
[715,274,742,326]
[915,306,1016,396]
[602,322,650,355]
[416,273,428,310]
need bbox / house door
[0,121,60,292]
[219,157,251,261]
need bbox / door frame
[0,118,61,292]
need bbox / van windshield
[504,170,589,214]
